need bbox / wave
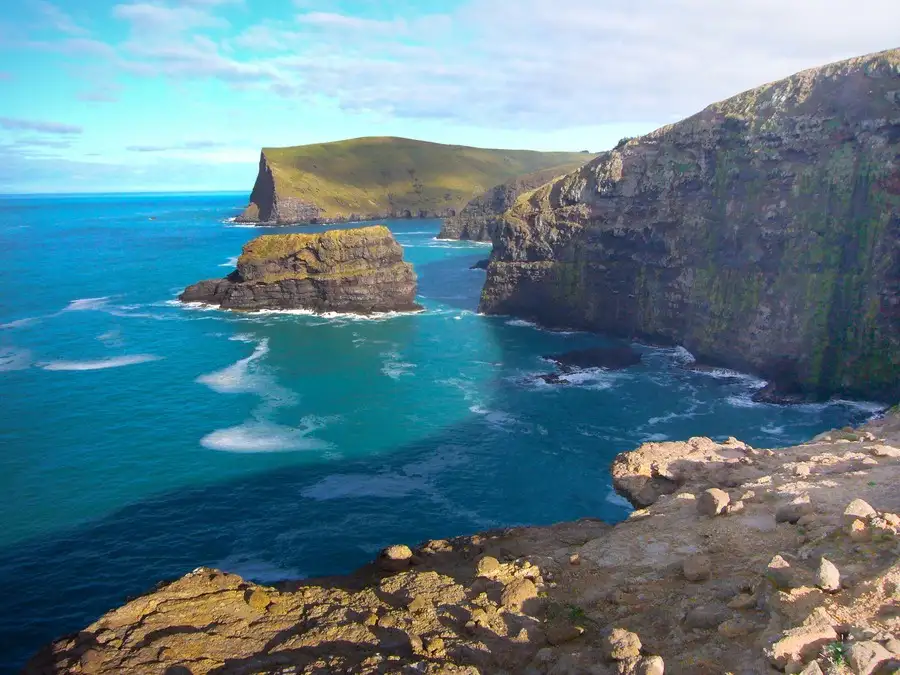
[212,555,304,583]
[642,433,670,442]
[39,354,162,371]
[0,317,39,330]
[726,393,886,414]
[63,297,110,312]
[201,418,331,453]
[219,256,239,268]
[761,424,786,436]
[381,350,416,380]
[196,338,272,394]
[506,318,537,328]
[0,346,31,372]
[251,307,424,322]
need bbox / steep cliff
[234,137,591,225]
[180,226,419,313]
[437,163,590,241]
[481,48,900,401]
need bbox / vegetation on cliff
[481,47,900,401]
[437,161,592,241]
[179,226,420,313]
[235,137,590,224]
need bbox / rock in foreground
[25,409,900,674]
[480,48,900,402]
[179,226,420,314]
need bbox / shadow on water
[416,252,487,312]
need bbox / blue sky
[0,0,897,193]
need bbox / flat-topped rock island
[179,226,421,314]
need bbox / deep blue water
[0,193,883,671]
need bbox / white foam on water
[64,297,110,312]
[168,300,220,311]
[506,318,537,328]
[381,350,416,380]
[555,368,620,390]
[761,424,786,436]
[643,433,670,442]
[301,473,427,501]
[219,256,239,267]
[201,418,331,453]
[196,339,271,394]
[224,222,259,228]
[212,555,304,582]
[97,329,123,347]
[0,317,40,329]
[829,399,888,414]
[606,490,633,509]
[0,346,31,371]
[39,354,162,371]
[692,367,767,387]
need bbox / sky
[0,0,898,194]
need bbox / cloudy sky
[1,0,898,193]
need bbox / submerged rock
[179,226,421,314]
[544,346,642,371]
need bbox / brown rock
[683,554,712,582]
[603,627,642,661]
[378,544,413,572]
[500,578,538,612]
[475,555,500,576]
[776,498,815,524]
[844,499,877,524]
[815,558,841,592]
[634,655,665,675]
[849,519,871,542]
[847,641,894,675]
[546,621,585,645]
[697,488,730,516]
[685,604,730,630]
[767,623,839,669]
[717,618,754,638]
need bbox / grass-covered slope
[236,137,592,224]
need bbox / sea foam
[201,418,331,453]
[39,354,162,371]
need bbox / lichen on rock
[179,225,421,314]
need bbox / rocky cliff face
[180,226,420,314]
[480,48,900,402]
[438,165,587,241]
[24,412,900,674]
[233,138,591,225]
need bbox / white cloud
[33,0,88,36]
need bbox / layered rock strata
[179,226,420,313]
[480,48,900,401]
[437,165,587,241]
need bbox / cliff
[179,226,420,313]
[480,48,900,402]
[234,137,591,225]
[437,163,590,241]
[25,412,900,674]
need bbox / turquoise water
[0,193,882,671]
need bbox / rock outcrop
[179,226,420,314]
[25,410,900,674]
[480,48,900,401]
[437,164,589,241]
[234,137,591,225]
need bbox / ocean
[0,192,882,671]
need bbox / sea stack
[179,226,420,313]
[481,47,900,402]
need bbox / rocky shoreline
[25,410,900,674]
[179,226,420,314]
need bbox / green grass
[261,136,593,219]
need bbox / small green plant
[615,136,636,150]
[868,481,877,486]
[567,604,587,622]
[822,640,847,667]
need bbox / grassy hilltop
[238,136,593,224]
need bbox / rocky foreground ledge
[25,411,900,674]
[179,226,420,314]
